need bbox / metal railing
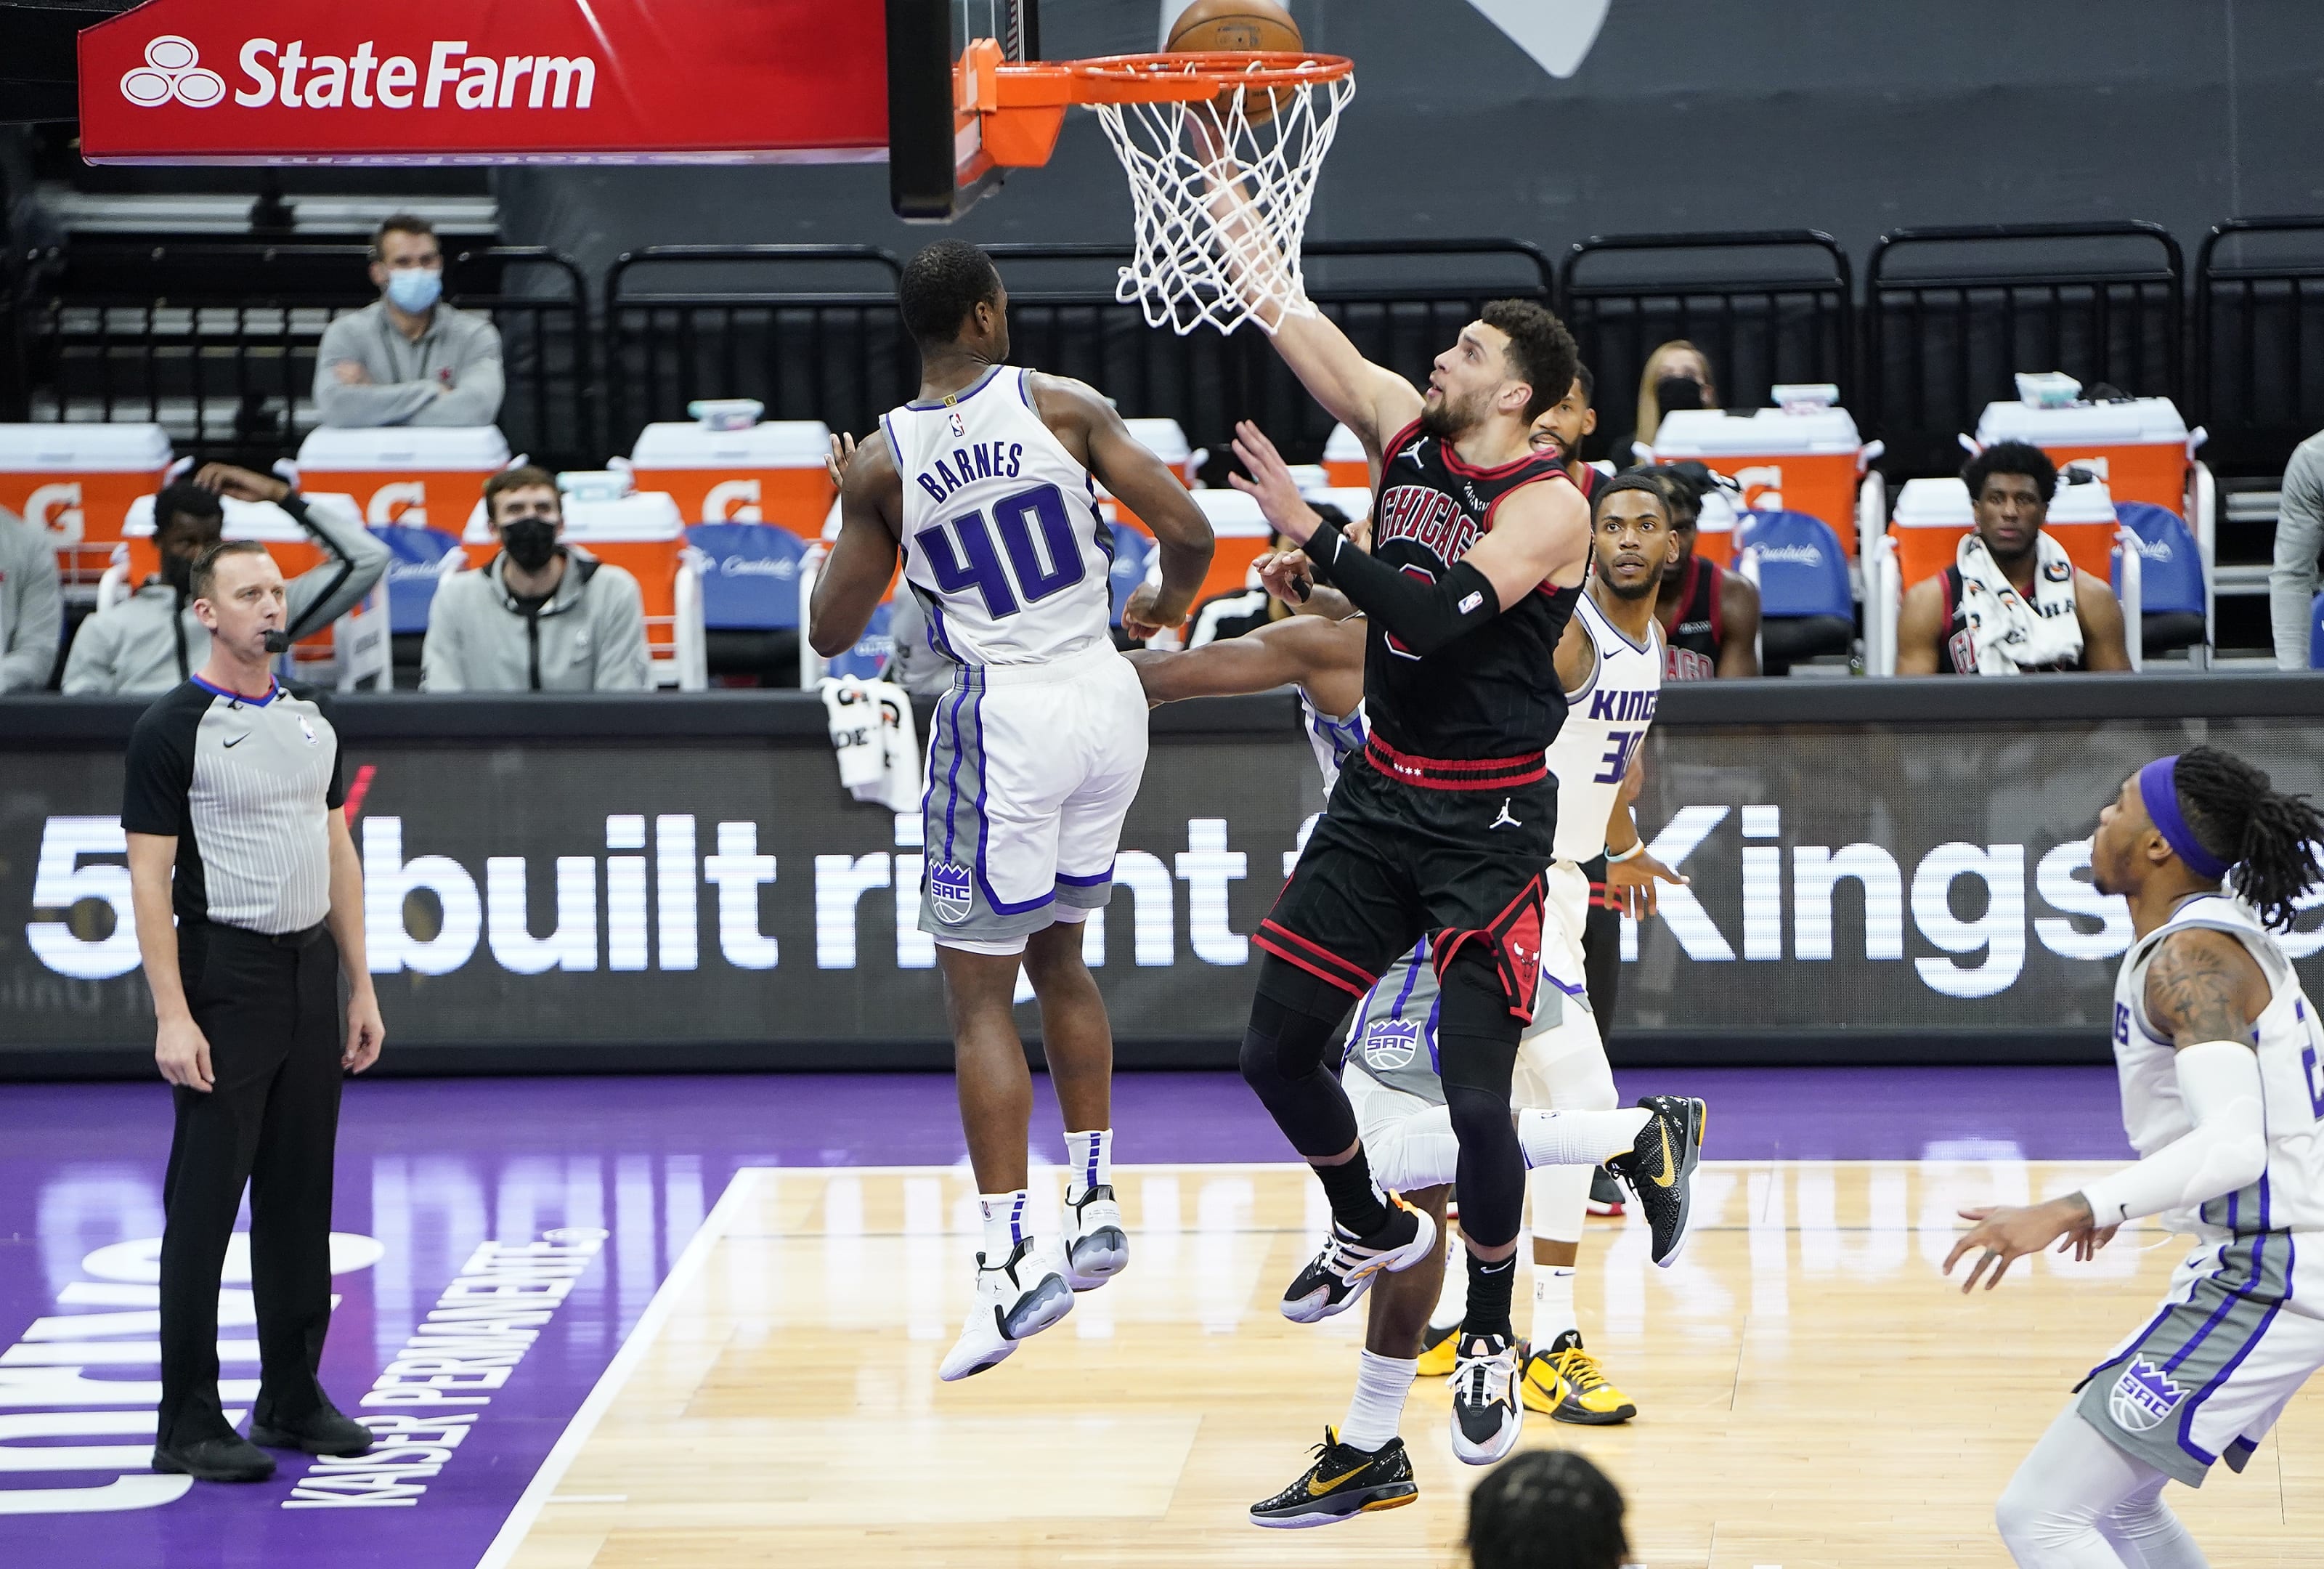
[601,245,909,458]
[2194,216,2324,477]
[1559,230,1853,464]
[9,241,595,471]
[1865,222,2185,477]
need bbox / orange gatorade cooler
[1323,423,1368,488]
[1888,474,2121,589]
[0,423,172,596]
[1972,394,2195,515]
[630,415,834,538]
[1105,419,1203,538]
[1651,400,1870,558]
[1189,489,1281,604]
[293,425,511,533]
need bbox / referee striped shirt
[121,677,345,936]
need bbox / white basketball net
[1092,68,1356,337]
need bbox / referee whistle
[262,631,292,654]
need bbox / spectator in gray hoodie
[420,466,651,692]
[314,214,504,429]
[62,466,389,694]
[2269,428,2324,670]
[0,502,62,691]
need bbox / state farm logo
[121,36,226,109]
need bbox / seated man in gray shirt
[313,214,505,429]
[62,466,389,694]
[2269,426,2324,670]
[420,466,651,692]
[0,502,63,691]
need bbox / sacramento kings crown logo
[930,860,974,924]
[2108,1358,2187,1433]
[1362,1018,1421,1074]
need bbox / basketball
[1166,0,1303,54]
[1166,0,1304,124]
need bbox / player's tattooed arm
[2142,928,2268,1049]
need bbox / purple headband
[2140,755,2232,882]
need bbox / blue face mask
[385,267,442,313]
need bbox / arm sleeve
[1304,519,1501,657]
[281,492,391,638]
[2078,1040,2269,1226]
[2270,440,2324,670]
[593,571,654,690]
[121,700,196,838]
[411,320,504,426]
[60,612,120,695]
[1,527,62,692]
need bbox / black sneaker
[1280,1196,1437,1324]
[152,1432,276,1483]
[1447,1331,1524,1464]
[251,1396,373,1457]
[1249,1427,1418,1528]
[1604,1095,1707,1268]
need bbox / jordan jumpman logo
[1490,798,1521,830]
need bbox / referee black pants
[158,920,344,1448]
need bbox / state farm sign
[78,0,886,163]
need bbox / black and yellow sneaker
[1413,1321,1460,1379]
[1249,1427,1418,1528]
[1604,1095,1707,1268]
[1280,1195,1437,1323]
[1519,1329,1637,1424]
[1585,1167,1627,1217]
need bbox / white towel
[1954,530,2085,674]
[818,677,922,814]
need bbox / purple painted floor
[0,1066,2125,1565]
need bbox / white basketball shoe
[1062,1183,1129,1292]
[938,1236,1075,1382]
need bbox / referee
[123,538,385,1483]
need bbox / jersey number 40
[914,483,1089,619]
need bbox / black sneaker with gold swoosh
[1604,1095,1707,1268]
[1248,1427,1418,1528]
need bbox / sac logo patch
[930,861,974,923]
[1361,1018,1421,1073]
[2109,1358,2187,1433]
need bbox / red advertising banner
[77,0,889,164]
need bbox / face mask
[1655,373,1706,419]
[160,552,195,594]
[500,519,559,574]
[385,267,442,313]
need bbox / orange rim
[1036,51,1354,105]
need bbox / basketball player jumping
[1213,276,1705,1463]
[1134,466,1691,1521]
[1942,748,2324,1567]
[810,240,1214,1382]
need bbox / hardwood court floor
[497,1163,2324,1568]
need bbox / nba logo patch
[2108,1358,2186,1433]
[948,410,967,439]
[1362,1018,1420,1073]
[930,861,974,923]
[298,716,317,746]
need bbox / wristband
[1608,841,1646,864]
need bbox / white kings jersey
[1542,591,1663,865]
[882,366,1116,666]
[1301,692,1368,797]
[2113,893,2324,1238]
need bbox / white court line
[471,1166,761,1569]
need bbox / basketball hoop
[959,44,1354,337]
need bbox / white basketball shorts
[918,640,1147,955]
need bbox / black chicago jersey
[1363,418,1582,761]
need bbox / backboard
[886,0,1041,222]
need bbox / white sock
[1530,1267,1577,1350]
[1339,1349,1417,1452]
[1063,1129,1113,1199]
[1519,1107,1650,1168]
[1429,1225,1467,1329]
[978,1191,1028,1263]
